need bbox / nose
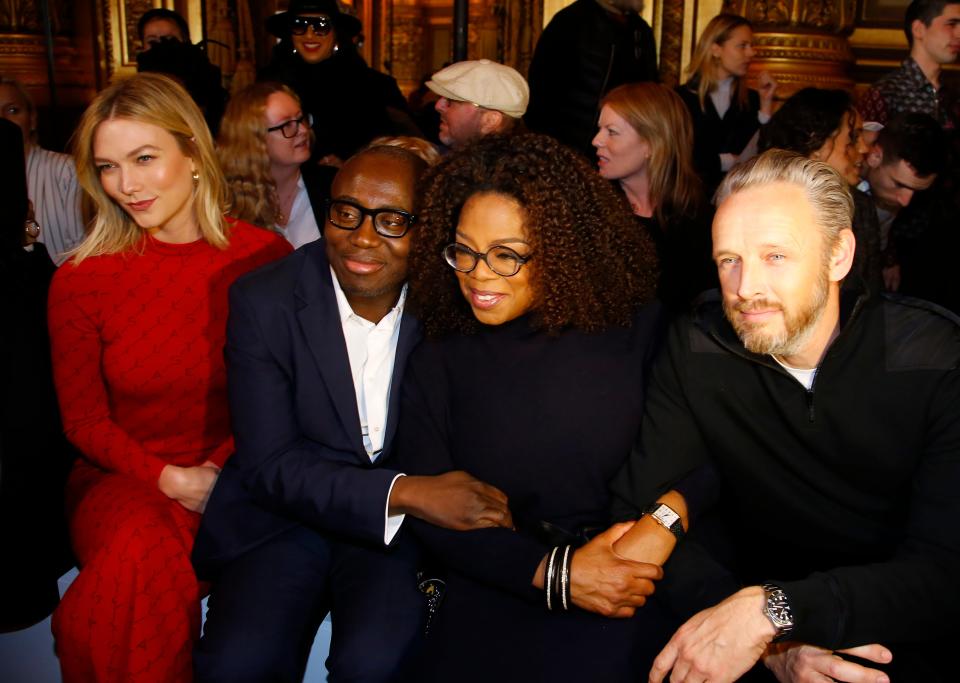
[469,254,499,281]
[592,129,605,149]
[745,45,755,60]
[120,166,141,196]
[435,97,449,113]
[348,214,382,248]
[897,188,914,207]
[735,258,763,301]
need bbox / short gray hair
[716,149,853,249]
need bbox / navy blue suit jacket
[192,240,421,579]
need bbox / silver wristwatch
[641,502,685,540]
[761,583,795,642]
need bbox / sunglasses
[290,15,332,36]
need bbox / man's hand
[758,70,779,115]
[389,471,513,530]
[567,522,663,617]
[764,642,892,683]
[649,586,777,683]
[158,463,221,513]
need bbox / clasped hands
[159,461,221,513]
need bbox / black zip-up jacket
[612,288,960,656]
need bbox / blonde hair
[218,81,308,228]
[70,73,227,263]
[602,82,703,224]
[368,136,442,166]
[716,149,853,250]
[686,14,752,111]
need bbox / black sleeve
[610,317,713,520]
[395,344,548,602]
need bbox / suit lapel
[294,245,367,462]
[382,311,421,458]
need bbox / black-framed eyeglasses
[443,242,533,277]
[266,113,313,138]
[290,15,332,36]
[325,199,417,238]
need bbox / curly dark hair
[408,133,658,338]
[759,88,854,157]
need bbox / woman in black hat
[260,0,417,165]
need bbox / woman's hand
[158,462,221,513]
[569,522,663,618]
[758,70,778,115]
[389,471,514,531]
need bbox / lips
[468,288,507,310]
[341,254,385,275]
[127,198,156,212]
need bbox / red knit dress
[47,221,291,683]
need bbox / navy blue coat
[192,241,420,579]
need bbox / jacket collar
[692,283,872,369]
[293,242,420,462]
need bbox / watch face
[652,505,680,529]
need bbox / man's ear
[911,18,926,45]
[829,228,856,283]
[866,145,883,169]
[478,110,506,136]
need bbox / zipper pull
[805,390,815,422]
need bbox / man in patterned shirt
[859,0,960,130]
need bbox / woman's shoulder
[227,218,291,250]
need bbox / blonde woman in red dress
[47,73,291,682]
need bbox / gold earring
[192,170,200,184]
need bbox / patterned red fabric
[48,221,291,683]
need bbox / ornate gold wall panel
[723,0,856,97]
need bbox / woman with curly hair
[594,82,716,310]
[396,133,681,681]
[677,13,777,194]
[218,81,334,248]
[760,87,880,290]
[47,73,290,682]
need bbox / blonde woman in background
[0,75,85,264]
[48,73,290,683]
[218,81,334,248]
[675,14,777,195]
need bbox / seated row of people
[36,71,958,683]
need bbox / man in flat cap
[427,59,529,150]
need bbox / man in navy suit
[192,145,512,682]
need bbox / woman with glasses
[396,133,677,681]
[218,81,334,248]
[260,0,415,166]
[677,14,777,195]
[46,74,290,683]
[759,88,881,292]
[594,82,715,311]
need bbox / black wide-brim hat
[266,0,362,40]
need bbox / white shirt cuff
[384,473,406,545]
[757,111,771,125]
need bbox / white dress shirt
[331,268,407,543]
[277,175,321,249]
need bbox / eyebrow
[93,144,161,163]
[334,194,412,212]
[455,230,530,246]
[267,111,303,126]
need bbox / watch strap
[641,502,685,541]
